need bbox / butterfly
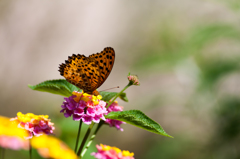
[59,47,115,95]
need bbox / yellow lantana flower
[31,135,78,159]
[0,116,29,150]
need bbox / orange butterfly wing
[59,47,115,95]
[89,47,115,89]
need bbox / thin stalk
[107,83,131,108]
[1,147,5,159]
[74,93,84,153]
[77,122,95,157]
[80,121,104,158]
[29,140,32,159]
[74,120,83,153]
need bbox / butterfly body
[59,47,115,95]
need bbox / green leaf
[100,91,128,102]
[28,79,79,97]
[105,110,173,138]
[29,79,129,102]
[119,93,129,102]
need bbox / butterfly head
[92,90,100,96]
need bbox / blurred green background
[1,0,240,159]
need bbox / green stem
[29,140,32,159]
[107,83,131,108]
[74,120,82,153]
[1,147,5,159]
[78,82,131,157]
[80,120,104,158]
[77,122,95,157]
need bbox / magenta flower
[60,91,108,125]
[105,101,125,131]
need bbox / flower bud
[128,74,140,86]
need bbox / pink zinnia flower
[105,101,125,131]
[92,144,134,159]
[60,91,108,125]
[10,112,55,139]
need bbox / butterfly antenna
[100,86,120,92]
